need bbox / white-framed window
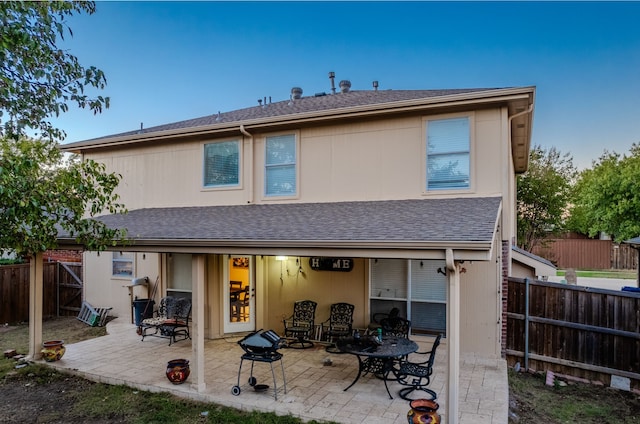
[265,134,297,197]
[167,253,192,300]
[426,116,470,190]
[112,252,135,278]
[370,258,446,335]
[203,140,240,188]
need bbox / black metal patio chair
[322,302,355,353]
[282,300,317,349]
[395,334,442,400]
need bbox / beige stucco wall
[88,109,510,219]
[83,252,161,323]
[80,106,515,357]
[262,257,368,333]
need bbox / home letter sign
[309,257,353,272]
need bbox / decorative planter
[407,399,440,424]
[41,340,66,362]
[165,359,190,385]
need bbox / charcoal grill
[231,329,287,400]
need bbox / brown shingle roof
[61,197,501,250]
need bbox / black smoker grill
[231,329,287,400]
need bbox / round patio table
[337,335,418,399]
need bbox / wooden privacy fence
[0,262,83,324]
[532,238,638,270]
[506,277,640,390]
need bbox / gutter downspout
[446,248,460,424]
[508,103,534,124]
[240,125,253,204]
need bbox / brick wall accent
[43,250,82,263]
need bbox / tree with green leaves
[1,1,109,141]
[568,144,640,242]
[0,1,126,258]
[517,145,577,251]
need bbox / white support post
[191,254,206,392]
[28,252,44,360]
[446,249,460,424]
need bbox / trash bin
[621,286,640,293]
[133,299,155,326]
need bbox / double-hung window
[112,252,134,278]
[265,134,297,197]
[370,259,447,335]
[203,140,240,188]
[426,116,470,190]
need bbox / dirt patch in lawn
[508,369,640,423]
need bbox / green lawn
[556,269,636,279]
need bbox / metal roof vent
[291,87,303,99]
[339,80,351,93]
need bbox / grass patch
[556,269,636,279]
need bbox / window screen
[427,117,470,190]
[204,140,240,187]
[265,134,296,196]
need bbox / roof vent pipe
[373,81,378,91]
[339,80,351,93]
[329,71,336,94]
[291,87,303,99]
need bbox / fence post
[524,277,530,372]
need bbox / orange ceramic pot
[41,340,66,362]
[407,399,440,424]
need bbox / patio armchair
[367,307,400,333]
[380,315,411,338]
[140,296,192,345]
[283,300,317,349]
[395,334,442,400]
[322,302,355,353]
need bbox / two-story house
[54,80,535,421]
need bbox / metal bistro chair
[370,316,411,379]
[380,314,411,338]
[283,300,317,349]
[322,302,355,353]
[367,307,400,334]
[395,334,442,400]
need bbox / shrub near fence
[0,262,79,324]
[506,277,640,390]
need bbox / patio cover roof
[58,196,502,260]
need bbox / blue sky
[54,1,640,170]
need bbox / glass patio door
[223,255,255,333]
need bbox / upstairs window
[265,134,296,197]
[426,117,470,190]
[203,140,240,188]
